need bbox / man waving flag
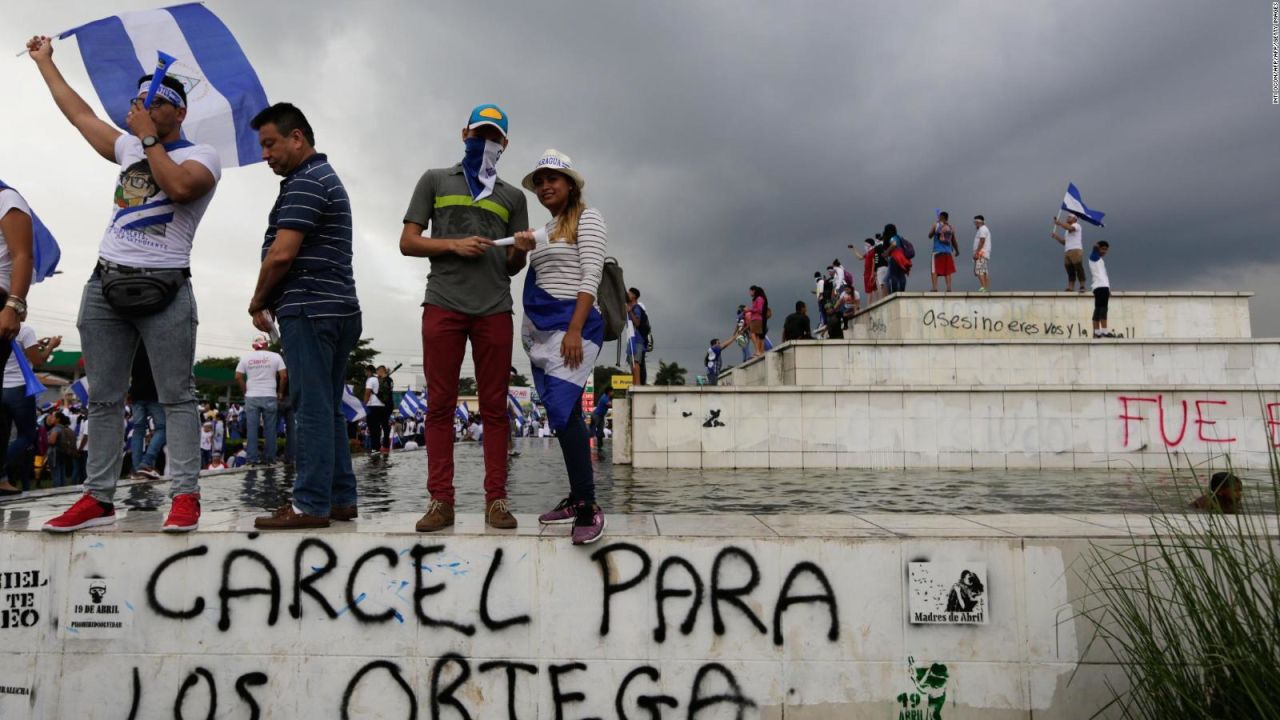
[57,3,269,168]
[1061,182,1107,227]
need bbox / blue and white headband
[136,81,185,108]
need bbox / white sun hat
[521,148,586,192]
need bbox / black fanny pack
[96,260,190,317]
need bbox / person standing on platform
[972,215,991,292]
[744,286,770,357]
[928,211,959,293]
[783,301,813,342]
[399,104,529,532]
[626,287,651,386]
[29,36,220,533]
[705,339,723,386]
[1088,241,1115,338]
[516,149,607,544]
[237,334,286,465]
[247,103,362,530]
[883,224,911,294]
[1052,213,1086,293]
[850,238,878,303]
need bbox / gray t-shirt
[403,164,529,315]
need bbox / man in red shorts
[928,211,959,293]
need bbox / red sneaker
[163,493,201,533]
[42,495,116,533]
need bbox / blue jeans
[1,386,37,490]
[78,274,200,502]
[887,263,908,293]
[281,313,362,516]
[558,403,595,504]
[129,400,166,470]
[280,401,296,463]
[244,396,279,463]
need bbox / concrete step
[628,384,1280,470]
[719,338,1280,388]
[842,291,1252,341]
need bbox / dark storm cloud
[5,1,1276,373]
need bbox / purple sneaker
[572,503,606,545]
[538,497,577,525]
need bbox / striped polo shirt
[263,153,360,319]
[403,164,528,315]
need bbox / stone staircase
[620,292,1280,470]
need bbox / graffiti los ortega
[56,535,849,716]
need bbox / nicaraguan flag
[58,3,269,168]
[341,385,366,422]
[70,377,90,404]
[0,180,61,282]
[11,341,46,397]
[398,389,427,417]
[1061,183,1106,227]
[522,267,604,431]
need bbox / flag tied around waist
[58,3,269,168]
[398,390,427,417]
[1062,183,1106,227]
[0,180,60,283]
[341,385,366,423]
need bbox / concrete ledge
[2,514,1275,717]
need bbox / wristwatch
[4,296,27,314]
[141,135,160,149]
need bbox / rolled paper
[494,227,550,247]
[143,50,179,108]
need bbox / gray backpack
[597,257,628,342]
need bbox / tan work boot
[486,498,517,529]
[415,500,455,532]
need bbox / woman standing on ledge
[514,149,607,545]
[745,285,770,357]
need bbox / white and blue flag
[58,3,269,168]
[11,341,46,398]
[398,389,427,417]
[522,268,604,431]
[1061,183,1106,227]
[455,402,471,425]
[70,377,90,404]
[341,385,366,423]
[0,180,61,282]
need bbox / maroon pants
[422,305,512,505]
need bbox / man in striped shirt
[248,103,362,530]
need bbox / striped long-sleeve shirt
[262,153,360,318]
[528,208,607,302]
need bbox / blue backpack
[900,237,916,260]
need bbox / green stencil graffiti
[896,656,948,720]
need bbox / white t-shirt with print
[0,189,33,292]
[3,324,37,389]
[98,135,221,268]
[365,376,384,408]
[973,225,991,258]
[236,350,286,398]
[1063,223,1083,253]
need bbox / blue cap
[467,104,508,137]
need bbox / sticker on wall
[65,577,132,638]
[0,562,49,632]
[908,562,987,624]
[894,656,950,719]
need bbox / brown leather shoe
[415,500,455,532]
[254,505,331,530]
[330,505,358,521]
[486,498,517,529]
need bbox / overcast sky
[4,1,1277,383]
